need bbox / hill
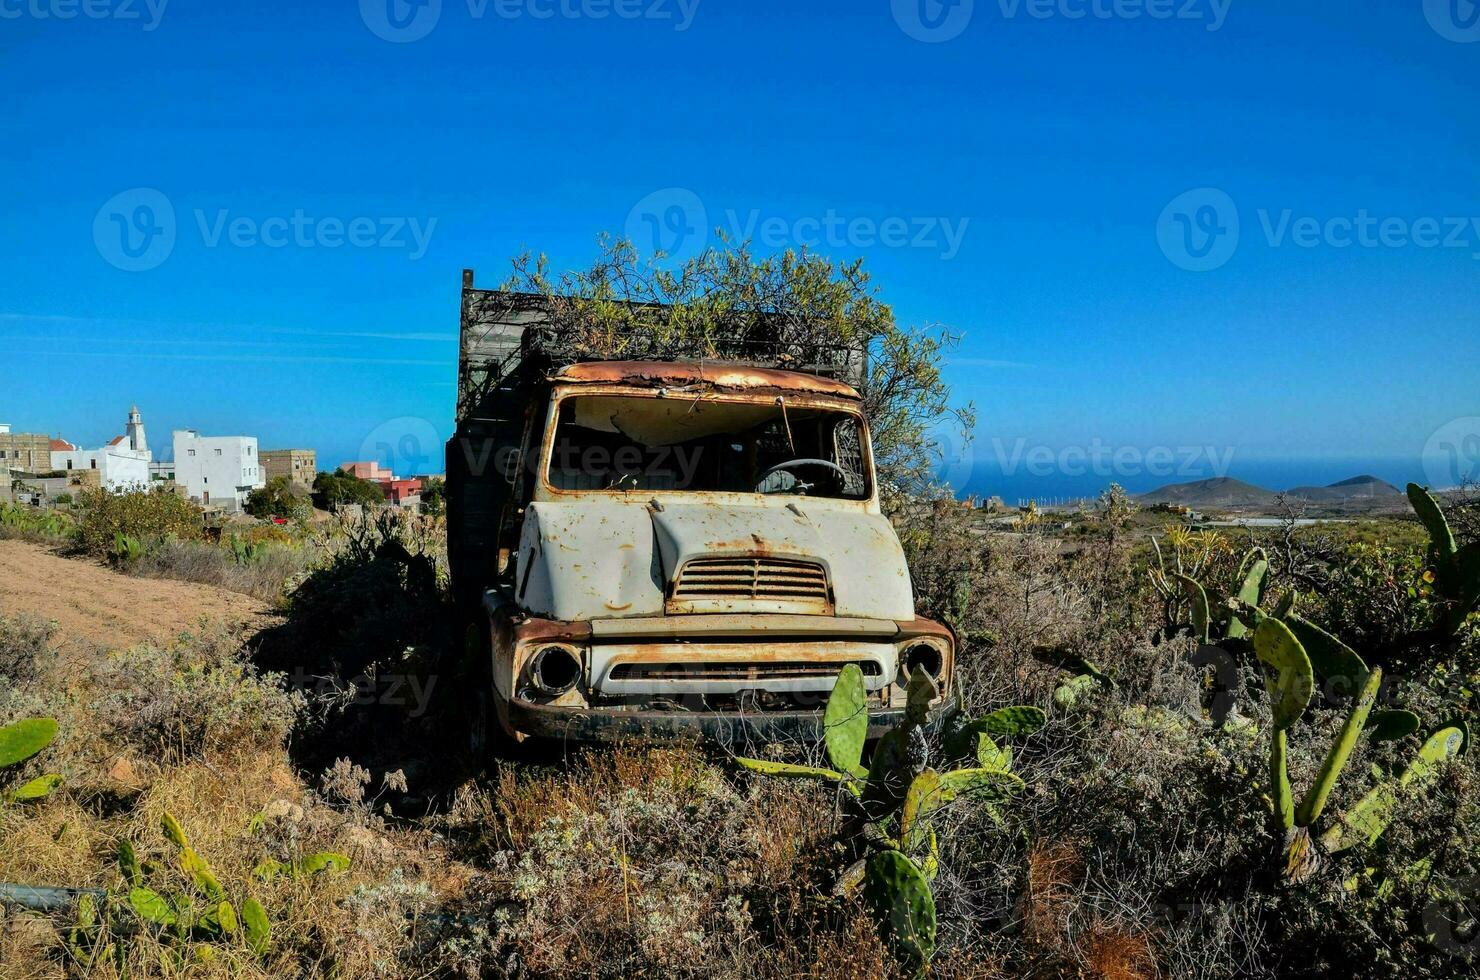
[1287,475,1402,501]
[1135,476,1281,508]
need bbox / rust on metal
[552,360,861,399]
[510,615,592,645]
[895,616,955,642]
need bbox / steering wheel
[754,458,849,495]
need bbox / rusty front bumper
[506,698,945,745]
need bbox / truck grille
[670,557,831,607]
[609,660,882,682]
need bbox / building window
[215,448,223,456]
[188,449,196,457]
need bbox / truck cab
[447,274,953,748]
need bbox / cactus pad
[1365,710,1421,742]
[0,718,57,769]
[1296,666,1382,828]
[1284,614,1367,691]
[823,663,869,777]
[864,850,936,967]
[1254,618,1314,730]
[978,706,1047,738]
[735,757,844,781]
[1408,483,1457,562]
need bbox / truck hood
[515,497,916,622]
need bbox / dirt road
[0,538,269,649]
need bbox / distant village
[0,406,437,517]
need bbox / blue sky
[1,0,1477,495]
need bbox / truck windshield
[545,394,870,499]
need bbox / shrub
[414,746,863,979]
[0,614,56,689]
[246,476,311,520]
[313,470,385,512]
[132,536,317,604]
[272,510,445,677]
[74,487,204,557]
[87,625,302,760]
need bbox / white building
[172,430,266,512]
[50,405,152,491]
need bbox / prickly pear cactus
[0,717,61,805]
[1321,723,1468,853]
[864,849,936,967]
[823,663,869,777]
[735,758,845,780]
[904,666,937,726]
[1254,619,1314,730]
[1284,614,1366,691]
[0,718,57,769]
[1227,551,1268,639]
[1295,666,1382,829]
[902,725,930,772]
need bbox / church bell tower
[126,405,148,454]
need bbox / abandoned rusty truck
[446,270,954,752]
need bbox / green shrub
[246,477,310,520]
[0,502,78,543]
[75,487,203,558]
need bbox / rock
[106,755,140,787]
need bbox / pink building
[339,462,422,507]
[339,461,395,481]
[382,478,423,505]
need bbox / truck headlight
[528,645,583,696]
[898,638,949,687]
